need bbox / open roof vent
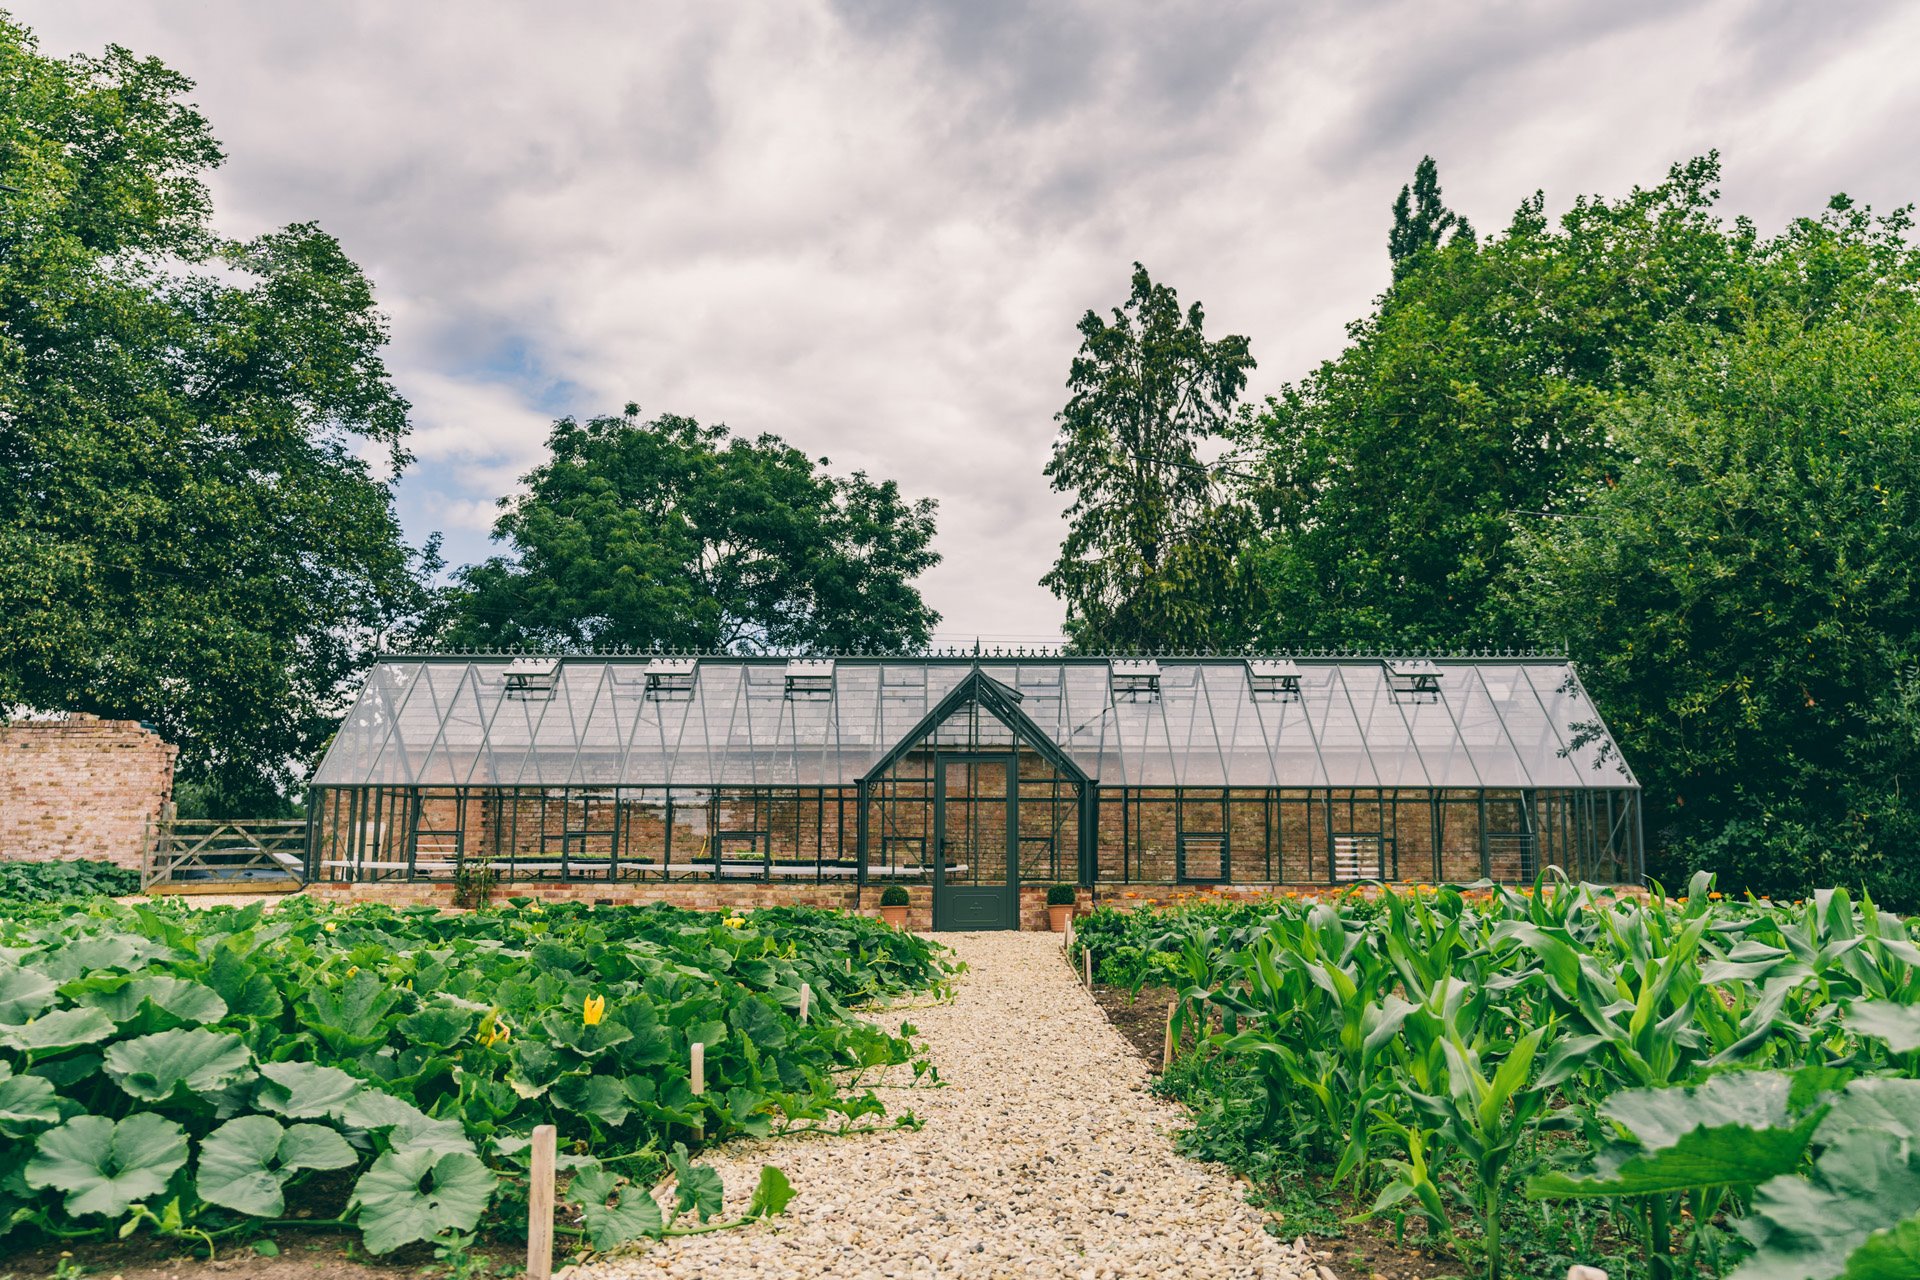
[1110,658,1161,702]
[784,658,835,701]
[1247,658,1302,702]
[1385,658,1443,703]
[503,656,559,700]
[643,656,698,701]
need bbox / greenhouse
[305,653,1642,929]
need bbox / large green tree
[1042,263,1257,651]
[1233,155,1745,648]
[0,18,432,813]
[1513,199,1920,904]
[442,407,940,653]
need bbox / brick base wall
[0,717,177,869]
[303,878,1097,932]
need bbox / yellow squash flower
[477,1011,511,1047]
[724,916,747,928]
[324,922,337,933]
[583,994,607,1026]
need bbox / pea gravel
[567,929,1322,1280]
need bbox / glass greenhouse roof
[311,656,1638,791]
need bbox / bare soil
[0,1231,520,1279]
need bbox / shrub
[879,885,910,906]
[1045,883,1077,906]
[0,858,140,902]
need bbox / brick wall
[0,717,178,869]
[305,878,1094,932]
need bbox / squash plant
[0,897,950,1259]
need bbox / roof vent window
[1385,659,1443,704]
[503,657,559,701]
[1248,658,1302,702]
[644,657,698,701]
[784,658,835,701]
[1110,659,1161,702]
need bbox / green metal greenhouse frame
[306,651,1643,922]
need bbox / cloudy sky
[20,0,1920,644]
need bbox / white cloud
[16,0,1920,640]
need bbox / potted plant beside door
[1046,884,1077,932]
[879,884,911,929]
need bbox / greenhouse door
[932,755,1018,930]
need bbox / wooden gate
[141,818,308,892]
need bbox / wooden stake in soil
[1083,947,1093,987]
[690,1040,706,1142]
[798,981,812,1024]
[526,1124,556,1280]
[1162,1000,1177,1069]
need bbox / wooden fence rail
[141,818,309,891]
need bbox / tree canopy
[1234,155,1744,650]
[1043,153,1920,904]
[1042,263,1257,651]
[441,407,940,654]
[1512,198,1920,904]
[0,17,432,813]
[1388,154,1475,279]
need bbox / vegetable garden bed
[1070,875,1920,1280]
[0,894,953,1270]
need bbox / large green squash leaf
[0,1005,118,1059]
[79,975,227,1027]
[667,1143,724,1222]
[348,1148,494,1254]
[302,972,399,1054]
[1846,1002,1920,1055]
[1841,1215,1920,1280]
[0,965,56,1022]
[197,1115,356,1217]
[1732,1079,1920,1280]
[0,1007,118,1053]
[746,1165,795,1218]
[337,1090,476,1157]
[29,1051,103,1088]
[397,1005,472,1050]
[25,1113,188,1219]
[36,936,156,983]
[207,946,283,1021]
[0,1064,63,1137]
[255,1061,365,1119]
[541,1009,633,1058]
[103,1028,253,1102]
[1530,1070,1826,1198]
[567,1166,664,1249]
[552,1073,633,1128]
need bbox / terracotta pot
[880,903,910,929]
[1048,902,1074,932]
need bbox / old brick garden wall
[0,717,177,869]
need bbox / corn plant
[1101,872,1920,1280]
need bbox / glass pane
[1470,666,1580,787]
[1524,667,1637,787]
[940,759,1009,888]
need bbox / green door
[932,755,1018,930]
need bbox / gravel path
[571,930,1321,1280]
[118,891,299,909]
